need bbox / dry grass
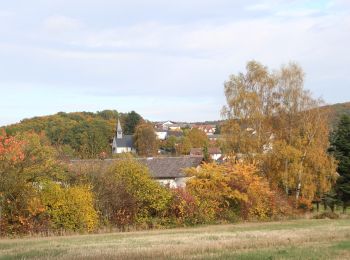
[1,219,350,259]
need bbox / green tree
[330,114,350,212]
[123,111,143,135]
[134,123,158,156]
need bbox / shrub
[168,188,200,225]
[186,162,294,223]
[98,159,172,228]
[41,182,98,232]
[313,212,339,219]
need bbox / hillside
[323,102,350,128]
[1,110,143,159]
[1,102,350,158]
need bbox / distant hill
[322,102,350,128]
[2,102,349,158]
[1,110,143,159]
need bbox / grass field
[1,218,350,259]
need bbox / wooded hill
[1,110,143,159]
[1,102,350,158]
[323,102,350,128]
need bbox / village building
[190,147,222,161]
[155,120,176,130]
[208,134,221,141]
[192,124,216,135]
[138,157,202,188]
[70,156,203,188]
[155,130,168,140]
[167,124,181,131]
[155,129,184,141]
[112,119,135,154]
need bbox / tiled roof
[115,135,133,148]
[190,147,221,155]
[70,156,203,179]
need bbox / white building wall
[155,131,167,140]
[211,153,222,161]
[156,177,189,188]
[116,147,134,153]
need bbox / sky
[0,0,349,125]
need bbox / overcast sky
[0,0,349,125]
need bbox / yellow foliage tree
[41,182,98,232]
[221,61,337,204]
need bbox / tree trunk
[316,201,319,212]
[343,205,347,214]
[296,182,301,201]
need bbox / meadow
[0,218,349,259]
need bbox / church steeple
[116,119,123,139]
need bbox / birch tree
[222,61,337,203]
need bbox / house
[190,147,222,161]
[69,156,203,188]
[168,124,181,131]
[157,121,176,130]
[138,157,202,188]
[155,130,168,140]
[167,130,183,138]
[155,130,184,140]
[112,119,135,154]
[192,124,216,135]
[208,134,221,141]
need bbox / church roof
[115,135,133,148]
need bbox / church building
[112,119,135,154]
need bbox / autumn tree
[176,128,209,155]
[221,61,337,204]
[133,123,158,156]
[330,114,350,212]
[41,182,98,232]
[98,159,171,228]
[186,128,209,148]
[186,161,292,222]
[0,132,67,234]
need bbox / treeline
[3,110,143,159]
[0,131,294,235]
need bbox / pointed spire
[116,118,123,139]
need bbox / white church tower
[112,118,135,154]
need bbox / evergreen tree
[330,114,350,212]
[124,111,143,135]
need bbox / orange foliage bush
[186,162,294,222]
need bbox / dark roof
[115,135,133,148]
[138,157,202,178]
[167,131,183,138]
[208,134,221,139]
[69,156,203,179]
[190,147,221,155]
